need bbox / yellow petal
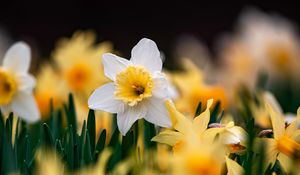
[266,103,285,139]
[202,128,224,144]
[285,119,300,137]
[225,156,244,175]
[151,129,185,146]
[165,100,192,134]
[258,138,278,169]
[277,153,293,173]
[193,99,213,134]
[291,130,300,143]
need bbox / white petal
[3,42,31,73]
[152,72,169,98]
[102,53,129,81]
[117,105,146,135]
[144,97,172,128]
[88,83,122,113]
[130,38,162,73]
[16,73,36,93]
[11,92,40,123]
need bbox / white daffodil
[88,38,172,135]
[0,42,40,123]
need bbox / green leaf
[79,120,86,166]
[55,139,64,156]
[67,125,74,170]
[65,94,77,135]
[1,129,17,174]
[121,130,134,158]
[87,109,95,153]
[95,129,106,160]
[42,123,54,147]
[194,101,202,117]
[209,100,221,124]
[50,108,63,140]
[0,110,4,138]
[244,118,255,175]
[84,130,93,164]
[109,128,120,148]
[107,142,122,172]
[5,113,14,145]
[144,120,156,149]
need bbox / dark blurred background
[0,0,299,60]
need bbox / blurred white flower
[238,8,300,80]
[88,38,172,135]
[0,42,40,123]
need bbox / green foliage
[0,94,159,174]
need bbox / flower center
[115,66,153,106]
[228,143,246,153]
[185,153,221,175]
[267,46,291,70]
[0,69,17,105]
[173,140,185,153]
[65,63,91,91]
[277,135,300,157]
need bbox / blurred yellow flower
[35,149,65,175]
[259,103,300,173]
[52,30,113,100]
[170,135,225,175]
[51,30,114,135]
[170,59,228,116]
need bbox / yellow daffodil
[89,38,173,135]
[152,99,214,152]
[52,31,113,100]
[170,59,227,116]
[153,99,247,154]
[0,42,40,122]
[251,91,297,128]
[203,122,247,154]
[171,135,226,175]
[260,103,300,172]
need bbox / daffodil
[170,59,228,116]
[52,31,113,100]
[152,99,246,154]
[238,9,300,80]
[0,42,39,122]
[88,38,172,135]
[152,99,214,152]
[171,134,226,175]
[203,122,247,154]
[251,91,297,128]
[260,103,300,172]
